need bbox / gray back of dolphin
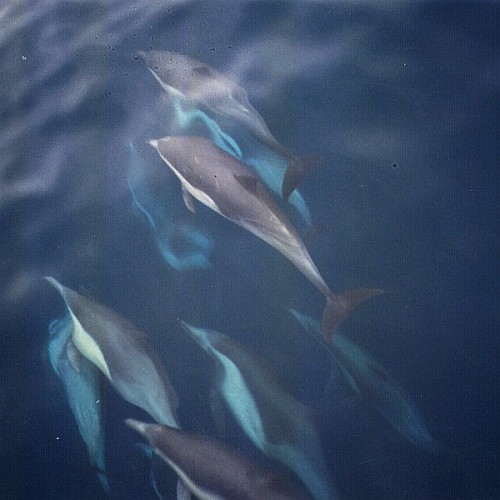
[149,136,329,294]
[150,136,383,341]
[139,50,288,157]
[126,419,311,500]
[46,277,179,429]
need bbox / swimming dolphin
[45,277,180,428]
[149,135,381,341]
[289,308,443,453]
[138,49,317,200]
[48,315,109,493]
[126,418,312,500]
[180,321,336,500]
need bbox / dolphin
[289,308,443,453]
[138,49,317,200]
[48,315,110,493]
[149,135,381,341]
[45,277,180,428]
[180,321,336,500]
[126,418,312,500]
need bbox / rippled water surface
[1,1,499,498]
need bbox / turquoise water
[1,1,499,498]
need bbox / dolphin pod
[289,308,442,453]
[42,46,400,499]
[45,277,179,429]
[126,418,312,500]
[139,49,312,226]
[149,135,382,342]
[138,49,318,201]
[48,315,109,493]
[154,85,313,227]
[180,321,337,500]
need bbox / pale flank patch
[148,69,187,100]
[69,310,112,381]
[215,351,265,448]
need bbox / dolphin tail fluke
[321,288,384,343]
[282,154,321,201]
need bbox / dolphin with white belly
[149,136,381,341]
[179,321,336,500]
[126,419,312,500]
[138,50,317,200]
[45,277,179,428]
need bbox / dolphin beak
[178,319,195,336]
[125,418,147,435]
[45,276,65,295]
[178,320,212,352]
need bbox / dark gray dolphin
[289,308,443,453]
[46,277,179,428]
[149,136,381,341]
[138,50,317,199]
[126,418,312,500]
[179,322,336,500]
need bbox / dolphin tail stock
[282,153,322,201]
[321,288,384,344]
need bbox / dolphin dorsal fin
[234,174,260,196]
[181,185,196,213]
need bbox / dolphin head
[179,321,234,358]
[178,321,216,353]
[140,50,218,97]
[148,136,186,174]
[148,136,211,183]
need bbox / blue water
[1,1,499,498]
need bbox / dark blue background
[1,1,498,498]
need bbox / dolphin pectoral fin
[181,185,196,213]
[321,288,384,344]
[282,154,321,201]
[66,338,82,373]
